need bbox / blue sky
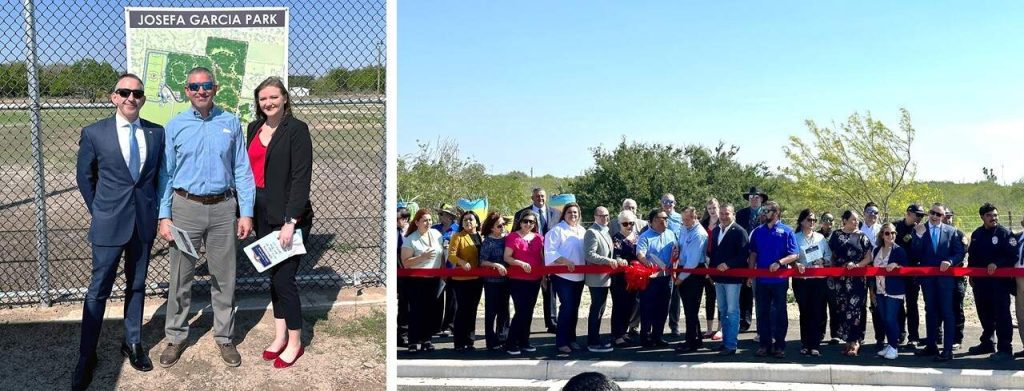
[398,1,1024,183]
[2,0,384,75]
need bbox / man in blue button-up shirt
[748,201,799,358]
[156,67,255,369]
[636,209,679,347]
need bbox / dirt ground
[0,287,386,390]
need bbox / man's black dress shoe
[71,353,98,391]
[121,342,153,372]
[934,351,953,362]
[915,346,939,356]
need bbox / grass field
[0,103,385,306]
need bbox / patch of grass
[334,242,359,254]
[308,308,385,360]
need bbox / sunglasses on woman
[621,222,634,226]
[882,231,896,236]
[521,220,536,225]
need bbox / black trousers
[704,276,717,322]
[507,278,541,348]
[740,283,753,329]
[542,276,557,329]
[483,280,510,348]
[972,278,1013,352]
[610,274,637,339]
[677,275,705,346]
[899,277,921,342]
[254,189,307,330]
[826,283,840,340]
[451,278,483,348]
[794,278,827,350]
[397,276,410,344]
[441,280,457,332]
[587,286,610,345]
[406,277,443,344]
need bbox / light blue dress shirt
[676,222,708,280]
[158,105,256,218]
[637,227,677,278]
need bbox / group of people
[396,187,1024,364]
[73,68,314,389]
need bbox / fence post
[22,0,51,307]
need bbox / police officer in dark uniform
[735,186,766,332]
[892,203,925,346]
[965,203,1016,360]
[941,208,967,350]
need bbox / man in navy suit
[73,74,164,390]
[911,202,966,361]
[708,204,750,356]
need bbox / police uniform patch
[1011,238,1018,247]
[992,236,999,245]
[903,234,912,243]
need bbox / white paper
[802,243,824,267]
[243,229,307,273]
[170,224,199,259]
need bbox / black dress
[827,229,873,342]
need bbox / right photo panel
[395,2,1024,390]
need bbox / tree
[398,138,523,215]
[568,138,775,214]
[48,59,117,101]
[982,167,998,183]
[0,62,28,98]
[780,108,939,222]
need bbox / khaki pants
[164,192,239,345]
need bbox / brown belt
[174,188,232,204]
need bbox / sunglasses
[807,218,818,222]
[521,220,537,225]
[883,231,896,236]
[929,211,944,217]
[115,88,145,99]
[187,81,216,91]
[661,200,675,205]
[621,222,635,226]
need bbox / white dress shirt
[115,114,146,175]
[544,220,586,282]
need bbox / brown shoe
[218,343,241,367]
[159,342,186,368]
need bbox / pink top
[505,231,545,280]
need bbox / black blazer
[246,115,314,227]
[708,223,750,284]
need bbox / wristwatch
[284,217,298,225]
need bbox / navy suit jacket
[910,222,965,268]
[708,223,749,284]
[76,116,164,246]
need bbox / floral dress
[827,229,873,342]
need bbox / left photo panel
[0,1,386,389]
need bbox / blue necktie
[930,225,939,253]
[128,124,140,183]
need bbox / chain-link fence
[0,0,385,307]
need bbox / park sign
[125,7,289,125]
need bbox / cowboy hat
[742,186,768,202]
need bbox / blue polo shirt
[749,221,798,284]
[637,228,677,278]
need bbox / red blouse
[248,129,268,189]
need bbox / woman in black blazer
[246,76,314,369]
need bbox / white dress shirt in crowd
[544,220,587,282]
[115,114,146,175]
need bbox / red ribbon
[397,265,1024,278]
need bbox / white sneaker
[877,347,886,357]
[753,334,760,343]
[884,345,898,360]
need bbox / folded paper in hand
[170,224,199,259]
[243,229,307,273]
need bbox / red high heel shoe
[262,345,286,361]
[273,346,304,369]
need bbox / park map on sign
[128,22,287,125]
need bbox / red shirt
[248,129,268,188]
